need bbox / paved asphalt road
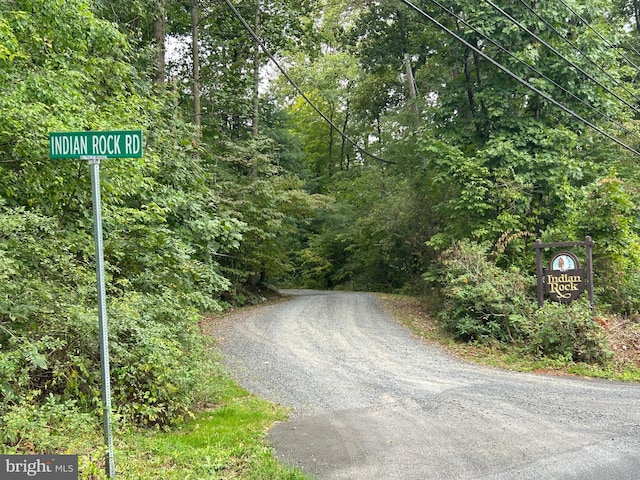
[212,290,640,480]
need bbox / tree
[191,0,201,130]
[272,0,640,309]
[167,0,319,141]
[0,0,243,430]
[282,51,361,190]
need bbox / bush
[433,240,536,343]
[0,205,226,438]
[564,176,640,314]
[1,290,222,430]
[529,299,611,364]
[107,292,215,426]
[1,394,98,450]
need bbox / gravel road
[211,290,640,480]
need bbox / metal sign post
[49,130,143,479]
[86,156,116,478]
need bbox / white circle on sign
[551,254,576,272]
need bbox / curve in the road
[212,290,640,480]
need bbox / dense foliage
[0,0,317,445]
[2,0,640,464]
[277,0,640,362]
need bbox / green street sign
[49,129,143,478]
[49,130,143,159]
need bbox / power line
[426,0,640,143]
[221,0,396,165]
[517,0,640,106]
[481,0,640,118]
[396,0,640,156]
[557,0,640,64]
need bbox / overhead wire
[396,0,640,156]
[555,0,640,73]
[517,0,640,106]
[426,0,640,143]
[481,0,640,117]
[221,0,396,165]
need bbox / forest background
[1,0,640,476]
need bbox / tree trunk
[328,105,335,178]
[251,0,261,177]
[152,2,165,84]
[463,48,475,120]
[252,0,261,139]
[634,0,640,42]
[404,53,419,125]
[191,0,201,132]
[340,98,350,171]
[472,43,489,138]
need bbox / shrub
[1,394,97,450]
[107,292,214,426]
[433,240,536,343]
[529,299,611,364]
[565,176,640,314]
[0,205,226,436]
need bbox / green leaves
[0,0,250,437]
[0,0,329,441]
[0,16,23,62]
[435,240,536,343]
[530,299,611,364]
[2,0,640,452]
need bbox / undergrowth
[379,293,640,382]
[1,365,308,479]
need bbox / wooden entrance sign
[534,237,594,309]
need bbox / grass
[377,292,640,383]
[2,290,309,479]
[113,382,308,480]
[1,366,309,480]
